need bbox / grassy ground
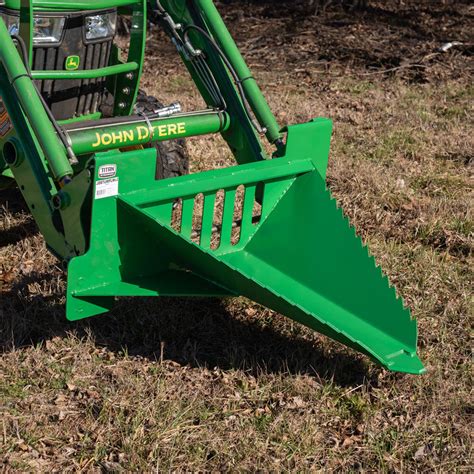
[1,1,473,471]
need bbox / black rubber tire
[135,91,190,180]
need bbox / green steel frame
[0,1,425,374]
[3,1,136,11]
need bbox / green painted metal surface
[31,62,139,80]
[0,1,424,373]
[32,62,139,80]
[66,120,424,374]
[160,0,269,164]
[193,0,282,145]
[0,65,88,259]
[0,18,73,180]
[19,0,33,66]
[66,111,230,155]
[112,1,146,117]
[3,0,139,11]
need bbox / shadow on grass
[0,187,28,213]
[1,276,371,388]
[0,189,370,388]
[0,188,38,246]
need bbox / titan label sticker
[98,164,117,179]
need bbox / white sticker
[95,178,119,200]
[98,164,117,179]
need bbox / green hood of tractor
[2,0,134,11]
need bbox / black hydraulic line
[182,24,264,135]
[193,54,227,108]
[151,1,263,135]
[150,2,226,110]
[192,55,220,104]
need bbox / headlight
[0,12,19,36]
[0,12,65,44]
[85,12,116,41]
[33,17,65,44]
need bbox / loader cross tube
[66,111,230,155]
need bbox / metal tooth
[328,186,411,315]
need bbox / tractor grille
[33,12,114,121]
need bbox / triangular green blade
[118,164,424,374]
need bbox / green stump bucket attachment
[67,120,424,375]
[0,0,424,374]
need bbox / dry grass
[1,1,473,471]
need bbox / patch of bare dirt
[220,0,473,83]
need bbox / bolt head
[52,194,62,210]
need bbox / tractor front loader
[0,0,425,374]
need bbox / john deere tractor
[0,0,424,374]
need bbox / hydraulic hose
[182,24,264,136]
[192,0,283,146]
[151,0,283,146]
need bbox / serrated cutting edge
[117,164,423,374]
[326,186,411,302]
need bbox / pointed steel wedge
[67,122,424,374]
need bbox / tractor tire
[135,91,190,180]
